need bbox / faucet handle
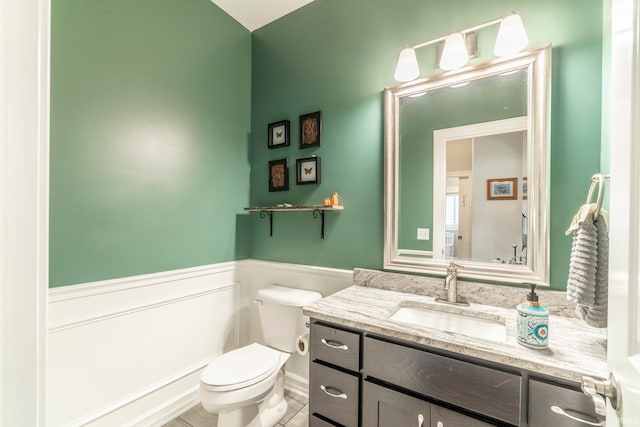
[448,262,464,270]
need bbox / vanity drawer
[309,361,359,427]
[363,336,521,426]
[310,414,340,426]
[529,379,602,426]
[311,322,360,372]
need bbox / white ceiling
[210,0,315,32]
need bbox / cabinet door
[363,381,430,427]
[431,404,497,427]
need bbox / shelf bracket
[259,210,274,236]
[312,209,325,239]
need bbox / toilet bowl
[199,285,322,427]
[199,343,290,427]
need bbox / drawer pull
[417,414,425,427]
[320,385,348,399]
[321,338,349,350]
[550,406,605,426]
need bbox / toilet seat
[201,343,284,392]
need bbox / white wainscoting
[47,260,353,426]
[48,262,240,427]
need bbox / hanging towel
[566,206,609,328]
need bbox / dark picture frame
[267,120,290,149]
[296,156,321,185]
[268,158,289,192]
[299,111,322,149]
[487,177,518,200]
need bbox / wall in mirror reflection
[398,69,527,264]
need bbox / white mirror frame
[383,45,551,285]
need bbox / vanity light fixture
[494,14,529,57]
[394,47,421,82]
[439,32,470,71]
[393,12,528,82]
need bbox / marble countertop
[303,284,608,383]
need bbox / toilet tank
[256,285,323,353]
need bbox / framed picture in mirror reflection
[487,177,518,200]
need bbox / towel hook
[586,174,608,219]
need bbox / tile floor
[162,391,309,427]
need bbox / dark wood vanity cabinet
[309,319,599,427]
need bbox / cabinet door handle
[550,406,605,426]
[417,413,424,427]
[320,385,348,399]
[320,338,349,350]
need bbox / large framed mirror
[384,45,551,285]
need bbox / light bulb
[439,32,469,71]
[494,14,529,57]
[394,48,420,82]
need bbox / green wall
[50,0,252,287]
[50,0,604,291]
[250,0,603,290]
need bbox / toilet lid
[200,343,283,391]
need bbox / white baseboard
[125,386,200,427]
[47,260,352,426]
[285,372,310,401]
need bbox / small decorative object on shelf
[244,204,343,239]
[330,192,340,206]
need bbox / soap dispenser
[516,284,549,349]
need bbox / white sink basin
[389,305,507,342]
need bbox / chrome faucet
[436,262,469,306]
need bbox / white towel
[566,209,608,328]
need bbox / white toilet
[199,285,322,427]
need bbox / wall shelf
[244,205,344,239]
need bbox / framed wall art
[267,120,290,149]
[268,158,289,192]
[296,156,321,185]
[487,177,518,200]
[299,111,322,148]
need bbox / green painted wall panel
[50,0,604,290]
[50,0,252,287]
[250,0,603,290]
